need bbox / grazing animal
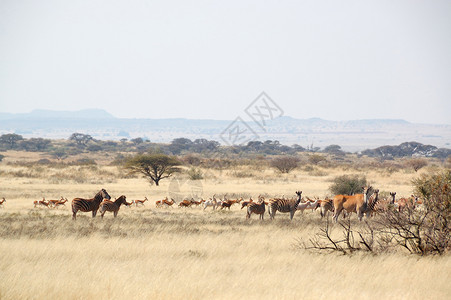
[241,198,254,209]
[203,198,218,210]
[332,186,372,222]
[48,196,64,208]
[246,198,266,220]
[296,198,320,213]
[220,198,241,210]
[99,195,129,218]
[133,197,148,207]
[365,189,380,217]
[161,198,176,208]
[373,192,395,214]
[0,197,5,208]
[319,198,334,218]
[54,198,68,208]
[190,199,205,207]
[178,199,192,207]
[269,191,302,220]
[397,195,417,212]
[34,198,50,208]
[71,189,111,220]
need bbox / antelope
[133,197,148,207]
[373,192,396,214]
[296,197,320,213]
[269,191,302,220]
[54,198,68,208]
[99,195,130,218]
[0,197,5,208]
[203,198,218,210]
[241,198,254,209]
[220,198,242,210]
[332,186,372,222]
[71,189,111,220]
[178,199,192,207]
[34,198,50,208]
[162,198,176,208]
[190,199,205,207]
[397,195,417,212]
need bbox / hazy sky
[1,0,450,124]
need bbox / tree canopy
[124,153,181,186]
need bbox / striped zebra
[99,195,129,218]
[246,198,266,220]
[269,191,302,220]
[71,189,111,220]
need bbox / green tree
[69,133,93,147]
[0,133,23,149]
[124,153,181,186]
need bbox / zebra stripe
[72,189,110,220]
[246,200,266,220]
[99,195,128,218]
[269,191,302,220]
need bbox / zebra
[269,191,302,220]
[71,189,111,220]
[99,195,129,218]
[246,198,266,220]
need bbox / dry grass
[0,161,450,299]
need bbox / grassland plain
[0,160,450,299]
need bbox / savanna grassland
[0,150,450,299]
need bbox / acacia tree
[124,153,181,186]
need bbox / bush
[270,156,299,173]
[187,167,203,180]
[329,174,367,195]
[405,158,428,172]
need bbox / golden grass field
[0,151,450,299]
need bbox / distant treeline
[0,133,449,160]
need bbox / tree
[131,137,144,145]
[270,156,300,173]
[0,133,23,149]
[329,174,367,195]
[405,158,428,172]
[69,133,93,147]
[124,153,181,186]
[308,154,326,165]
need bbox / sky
[1,0,450,124]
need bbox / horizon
[1,1,450,125]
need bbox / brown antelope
[71,189,111,220]
[332,186,372,222]
[178,199,192,207]
[373,192,396,214]
[161,198,176,208]
[190,199,205,207]
[397,195,417,212]
[220,198,242,210]
[241,198,254,209]
[34,198,50,208]
[54,198,68,208]
[133,197,148,207]
[47,196,65,208]
[99,195,129,218]
[269,191,302,220]
[246,198,266,220]
[0,197,5,208]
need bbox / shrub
[329,174,367,195]
[187,167,203,180]
[270,156,299,173]
[405,158,428,172]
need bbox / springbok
[203,198,217,210]
[0,197,5,208]
[332,186,373,222]
[34,198,50,208]
[133,197,148,207]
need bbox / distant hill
[0,109,450,152]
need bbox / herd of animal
[3,186,420,221]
